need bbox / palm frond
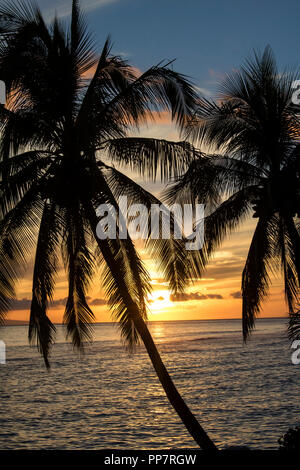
[184,47,300,171]
[76,36,136,143]
[0,183,43,324]
[100,237,148,348]
[0,1,52,93]
[88,166,152,346]
[164,153,263,214]
[102,163,197,292]
[69,0,96,75]
[288,309,300,341]
[277,216,299,313]
[201,186,257,269]
[97,63,198,132]
[61,205,95,349]
[242,214,279,340]
[83,195,143,347]
[29,201,61,368]
[0,153,52,217]
[106,138,197,182]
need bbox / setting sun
[147,289,173,314]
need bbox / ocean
[0,318,299,450]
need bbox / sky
[7,0,300,323]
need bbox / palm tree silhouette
[0,0,217,450]
[166,47,300,340]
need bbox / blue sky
[38,0,300,96]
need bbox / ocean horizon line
[3,316,288,326]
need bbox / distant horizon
[3,316,288,326]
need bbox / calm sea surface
[0,318,299,449]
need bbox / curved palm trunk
[133,313,217,450]
[86,203,217,451]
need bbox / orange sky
[7,118,288,323]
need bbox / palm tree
[0,0,217,450]
[166,47,300,340]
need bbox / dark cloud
[89,298,107,306]
[9,298,68,310]
[170,292,223,302]
[205,262,244,280]
[205,294,223,299]
[9,298,32,310]
[9,296,107,310]
[230,291,242,299]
